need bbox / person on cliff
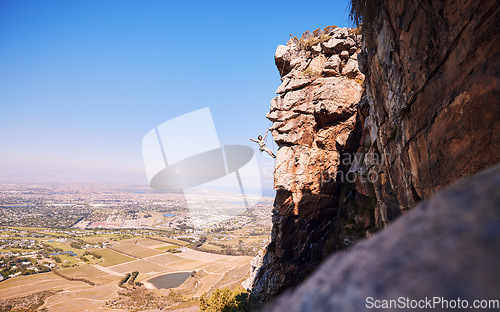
[250,130,276,158]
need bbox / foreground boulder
[264,164,500,312]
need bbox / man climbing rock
[250,129,276,158]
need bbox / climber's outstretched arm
[263,129,269,140]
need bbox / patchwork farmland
[0,236,252,311]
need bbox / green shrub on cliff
[199,287,251,312]
[289,25,336,50]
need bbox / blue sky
[0,0,352,192]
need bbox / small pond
[148,272,192,289]
[162,213,177,217]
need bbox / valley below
[0,182,272,311]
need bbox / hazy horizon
[0,0,352,196]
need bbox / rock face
[263,164,500,312]
[249,0,500,304]
[249,27,373,301]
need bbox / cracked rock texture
[249,0,500,304]
[356,0,500,227]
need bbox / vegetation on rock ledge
[289,25,337,50]
[199,287,254,312]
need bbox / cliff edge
[249,0,500,304]
[248,27,374,301]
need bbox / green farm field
[90,248,135,267]
[110,244,164,258]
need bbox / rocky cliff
[249,26,375,301]
[249,0,500,304]
[355,0,500,227]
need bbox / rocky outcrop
[249,0,500,304]
[264,164,500,312]
[249,27,374,301]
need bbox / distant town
[0,182,272,283]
